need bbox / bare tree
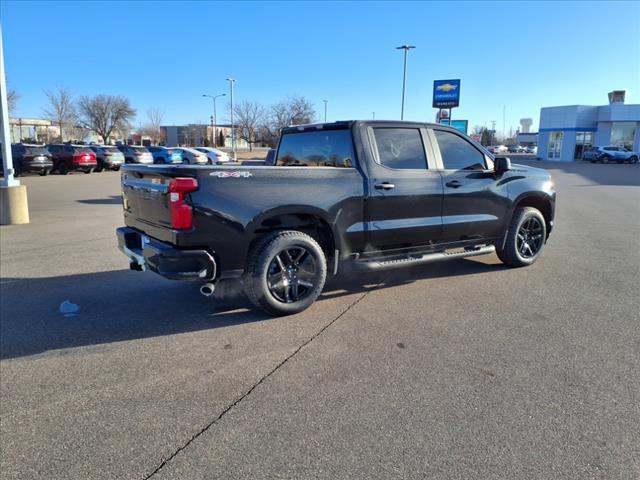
[142,108,164,145]
[264,96,316,146]
[234,101,265,151]
[77,94,136,144]
[43,87,76,142]
[7,89,18,114]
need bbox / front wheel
[244,230,327,316]
[496,206,547,267]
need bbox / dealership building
[537,91,639,161]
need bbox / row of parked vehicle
[486,145,537,155]
[0,143,231,176]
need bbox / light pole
[226,78,236,160]
[202,93,225,147]
[396,44,415,120]
[323,100,328,123]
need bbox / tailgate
[121,165,199,240]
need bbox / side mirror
[494,156,511,173]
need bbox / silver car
[174,147,209,165]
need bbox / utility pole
[202,93,226,148]
[226,78,236,160]
[210,115,214,147]
[323,100,328,123]
[0,24,29,224]
[396,44,415,120]
[491,120,496,146]
[503,105,506,142]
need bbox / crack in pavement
[142,281,384,479]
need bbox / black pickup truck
[117,121,555,315]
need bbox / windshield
[22,146,49,155]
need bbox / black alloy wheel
[516,217,544,259]
[244,230,328,316]
[267,246,319,303]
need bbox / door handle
[445,180,462,188]
[374,182,395,190]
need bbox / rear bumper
[116,227,216,281]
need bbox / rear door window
[371,128,427,170]
[434,130,487,170]
[276,130,355,167]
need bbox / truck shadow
[0,257,504,360]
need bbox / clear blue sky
[2,0,639,135]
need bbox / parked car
[89,145,124,171]
[509,145,525,153]
[117,120,556,316]
[487,145,508,154]
[46,144,97,174]
[116,145,153,164]
[0,143,53,176]
[173,147,209,165]
[147,146,183,164]
[265,148,277,165]
[585,146,639,164]
[525,145,538,155]
[194,147,230,164]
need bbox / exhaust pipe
[200,283,216,297]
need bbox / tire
[113,166,121,172]
[601,156,609,164]
[39,169,50,176]
[630,156,638,164]
[84,168,94,174]
[58,163,68,175]
[496,206,547,267]
[244,230,327,316]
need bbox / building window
[547,131,563,160]
[610,122,636,150]
[574,131,593,160]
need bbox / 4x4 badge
[210,171,252,178]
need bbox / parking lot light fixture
[202,93,226,147]
[396,45,415,120]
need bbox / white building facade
[538,101,639,161]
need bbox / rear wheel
[630,156,638,164]
[84,168,94,174]
[39,169,50,176]
[58,163,68,175]
[244,230,327,316]
[496,206,547,267]
[601,155,609,164]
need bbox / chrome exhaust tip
[200,283,215,297]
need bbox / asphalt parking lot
[1,160,639,479]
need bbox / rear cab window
[370,128,427,170]
[276,129,355,167]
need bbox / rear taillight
[169,177,198,230]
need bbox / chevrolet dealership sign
[433,79,461,108]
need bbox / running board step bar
[353,245,496,272]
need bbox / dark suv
[0,144,53,176]
[46,144,97,174]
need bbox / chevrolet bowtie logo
[436,83,458,92]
